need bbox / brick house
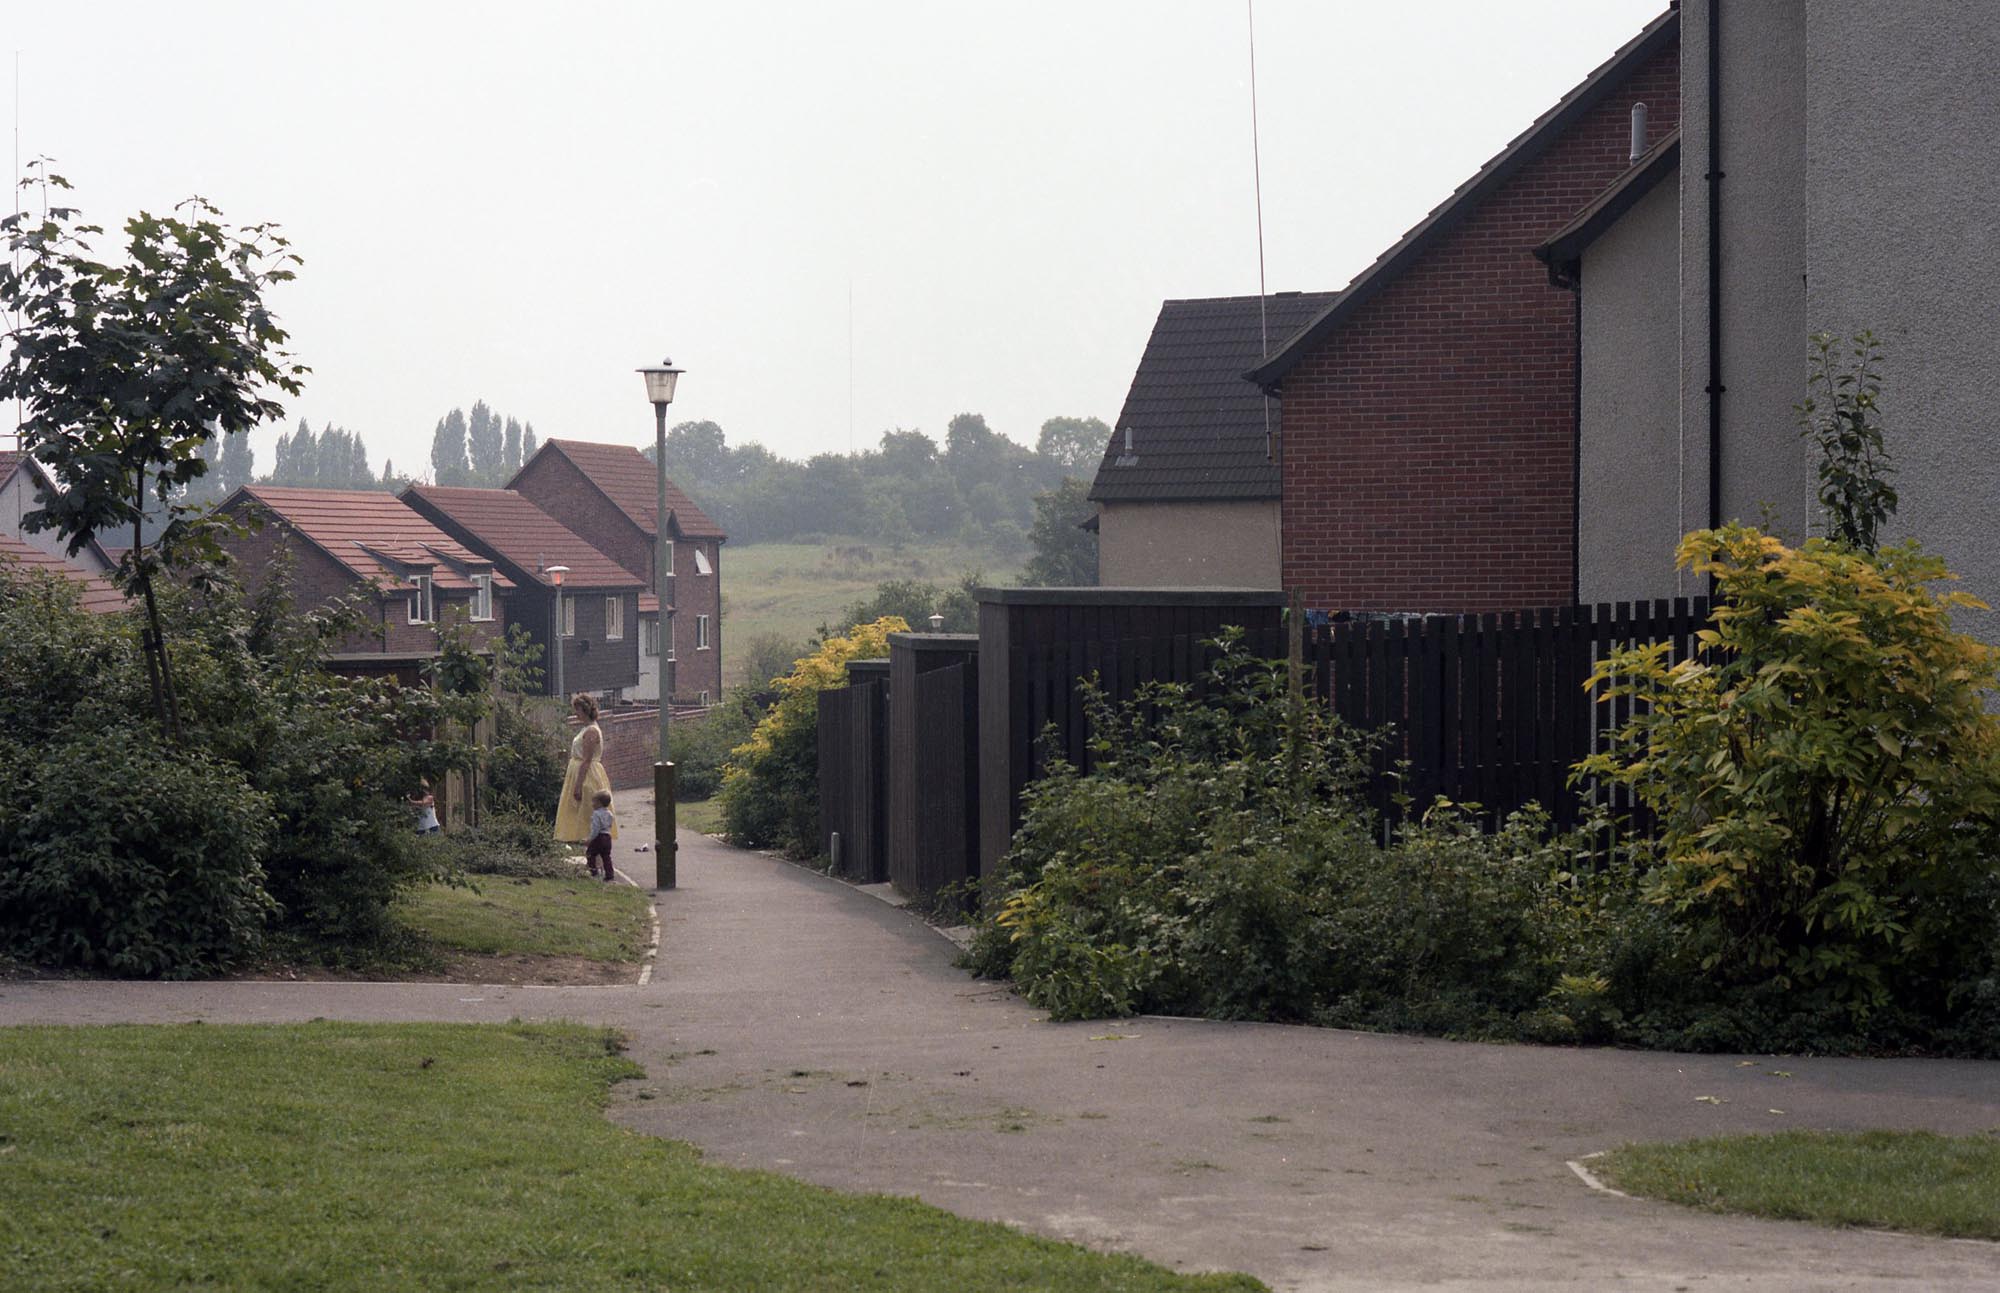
[1089,291,1337,587]
[218,486,510,680]
[401,485,645,699]
[1247,8,1680,614]
[507,439,726,705]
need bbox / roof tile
[404,486,645,591]
[512,440,726,540]
[232,486,513,592]
[0,535,129,613]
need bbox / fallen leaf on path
[1736,1060,1757,1067]
[1768,1070,1794,1078]
[1088,1033,1136,1041]
[1768,1109,1786,1115]
[1694,1095,1727,1105]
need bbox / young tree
[218,424,254,494]
[0,167,306,736]
[1798,331,1897,553]
[521,421,539,462]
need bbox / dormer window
[407,573,435,624]
[470,573,494,622]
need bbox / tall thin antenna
[847,279,855,455]
[1247,2,1274,460]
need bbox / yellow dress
[553,723,616,843]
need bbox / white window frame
[469,572,494,622]
[661,540,674,576]
[694,546,712,576]
[604,596,624,640]
[696,689,709,706]
[641,617,659,658]
[696,613,711,650]
[560,595,576,638]
[665,620,676,661]
[407,573,434,625]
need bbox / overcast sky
[9,1,1665,479]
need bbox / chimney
[1629,102,1648,164]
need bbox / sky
[7,0,1667,479]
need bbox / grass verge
[0,1023,1260,1291]
[397,875,652,962]
[1597,1129,2000,1240]
[677,796,725,836]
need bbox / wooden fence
[890,660,980,903]
[817,678,887,881]
[1013,600,1711,835]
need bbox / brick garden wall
[1278,47,1680,614]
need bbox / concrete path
[3,794,1998,1290]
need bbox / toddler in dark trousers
[586,790,616,882]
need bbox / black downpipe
[1571,287,1583,606]
[1705,0,1725,533]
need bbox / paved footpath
[4,793,1998,1290]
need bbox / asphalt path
[3,792,1997,1291]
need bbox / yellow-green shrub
[1578,525,2000,1022]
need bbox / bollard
[654,760,677,889]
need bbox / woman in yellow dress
[554,693,615,844]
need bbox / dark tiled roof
[0,534,129,613]
[1246,6,1680,390]
[510,439,726,541]
[403,486,645,591]
[1535,128,1680,283]
[230,486,512,592]
[1089,291,1338,503]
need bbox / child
[585,790,616,882]
[409,780,440,835]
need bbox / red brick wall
[1278,48,1679,614]
[666,539,723,703]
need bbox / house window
[694,547,713,576]
[696,614,711,650]
[665,622,676,661]
[697,690,710,706]
[470,573,494,622]
[407,573,434,625]
[641,618,658,657]
[560,595,576,638]
[661,541,674,576]
[605,596,624,640]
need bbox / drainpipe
[1705,0,1725,535]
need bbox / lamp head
[637,358,684,407]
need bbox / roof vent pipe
[1123,425,1133,455]
[1629,102,1647,164]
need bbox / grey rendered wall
[1803,0,2000,620]
[1681,0,1815,556]
[1096,499,1280,589]
[1578,176,1685,604]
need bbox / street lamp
[638,358,683,889]
[545,564,570,701]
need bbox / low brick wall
[574,705,711,789]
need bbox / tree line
[654,412,1106,550]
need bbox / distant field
[719,537,1026,688]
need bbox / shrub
[720,617,904,854]
[1578,525,2000,1033]
[430,805,571,878]
[669,687,763,801]
[0,714,272,977]
[487,696,566,819]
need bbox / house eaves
[1243,5,1680,393]
[1534,129,1681,287]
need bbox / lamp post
[638,358,684,889]
[545,564,570,701]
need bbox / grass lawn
[1597,1129,2000,1240]
[0,1023,1259,1291]
[677,796,725,836]
[722,537,1026,688]
[398,875,652,963]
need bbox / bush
[719,617,904,854]
[669,688,763,801]
[487,696,565,819]
[1579,525,2000,1036]
[970,634,1630,1037]
[430,805,571,878]
[0,713,273,977]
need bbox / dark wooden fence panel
[817,680,887,881]
[892,661,979,903]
